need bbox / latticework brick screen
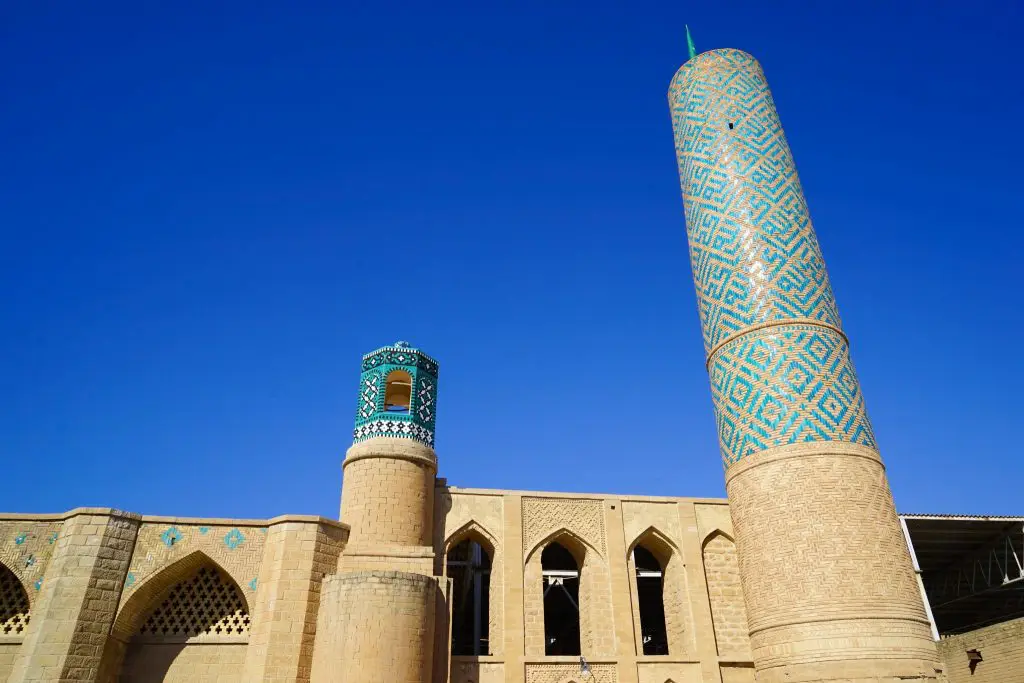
[0,566,29,635]
[136,566,249,639]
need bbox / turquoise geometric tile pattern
[668,49,842,358]
[709,324,875,466]
[224,528,245,550]
[669,49,876,467]
[353,341,440,447]
[160,527,182,548]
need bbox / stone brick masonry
[936,616,1024,683]
[1,488,761,683]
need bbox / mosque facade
[0,47,1013,683]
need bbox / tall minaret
[668,48,943,681]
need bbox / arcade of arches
[0,496,756,683]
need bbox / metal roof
[901,514,1024,635]
[902,513,1024,522]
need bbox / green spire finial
[686,25,697,60]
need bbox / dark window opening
[634,545,668,655]
[384,370,412,413]
[449,539,491,655]
[728,122,734,130]
[542,542,581,655]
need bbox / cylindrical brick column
[340,438,436,547]
[668,49,942,682]
[310,571,436,683]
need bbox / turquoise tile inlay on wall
[669,49,875,466]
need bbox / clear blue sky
[2,2,1021,519]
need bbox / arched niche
[99,551,250,683]
[0,561,30,638]
[627,527,690,656]
[701,530,750,657]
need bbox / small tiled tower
[351,341,439,447]
[668,49,944,681]
[310,342,441,682]
[341,341,439,552]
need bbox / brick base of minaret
[726,443,944,682]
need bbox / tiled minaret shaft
[669,49,943,682]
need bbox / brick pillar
[678,503,722,683]
[668,49,943,682]
[502,494,525,683]
[9,508,139,683]
[605,500,640,683]
[242,515,348,683]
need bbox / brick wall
[0,519,63,609]
[720,664,755,683]
[117,520,266,621]
[310,571,437,683]
[242,517,347,682]
[702,532,750,657]
[725,445,940,681]
[0,641,20,680]
[119,642,246,682]
[9,509,139,682]
[937,616,1024,683]
[5,489,751,683]
[449,659,504,683]
[341,439,435,548]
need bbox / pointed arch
[111,550,249,641]
[525,527,600,565]
[627,526,694,657]
[629,531,671,655]
[0,556,36,610]
[447,524,496,657]
[701,530,749,656]
[524,527,614,657]
[626,526,680,564]
[700,527,734,549]
[444,519,498,557]
[0,560,31,636]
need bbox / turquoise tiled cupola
[353,341,439,447]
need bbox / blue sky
[2,1,1021,519]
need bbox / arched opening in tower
[384,370,412,413]
[633,544,668,655]
[448,538,492,656]
[542,542,581,655]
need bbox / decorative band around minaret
[669,49,876,468]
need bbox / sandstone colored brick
[937,616,1024,683]
[0,442,958,683]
